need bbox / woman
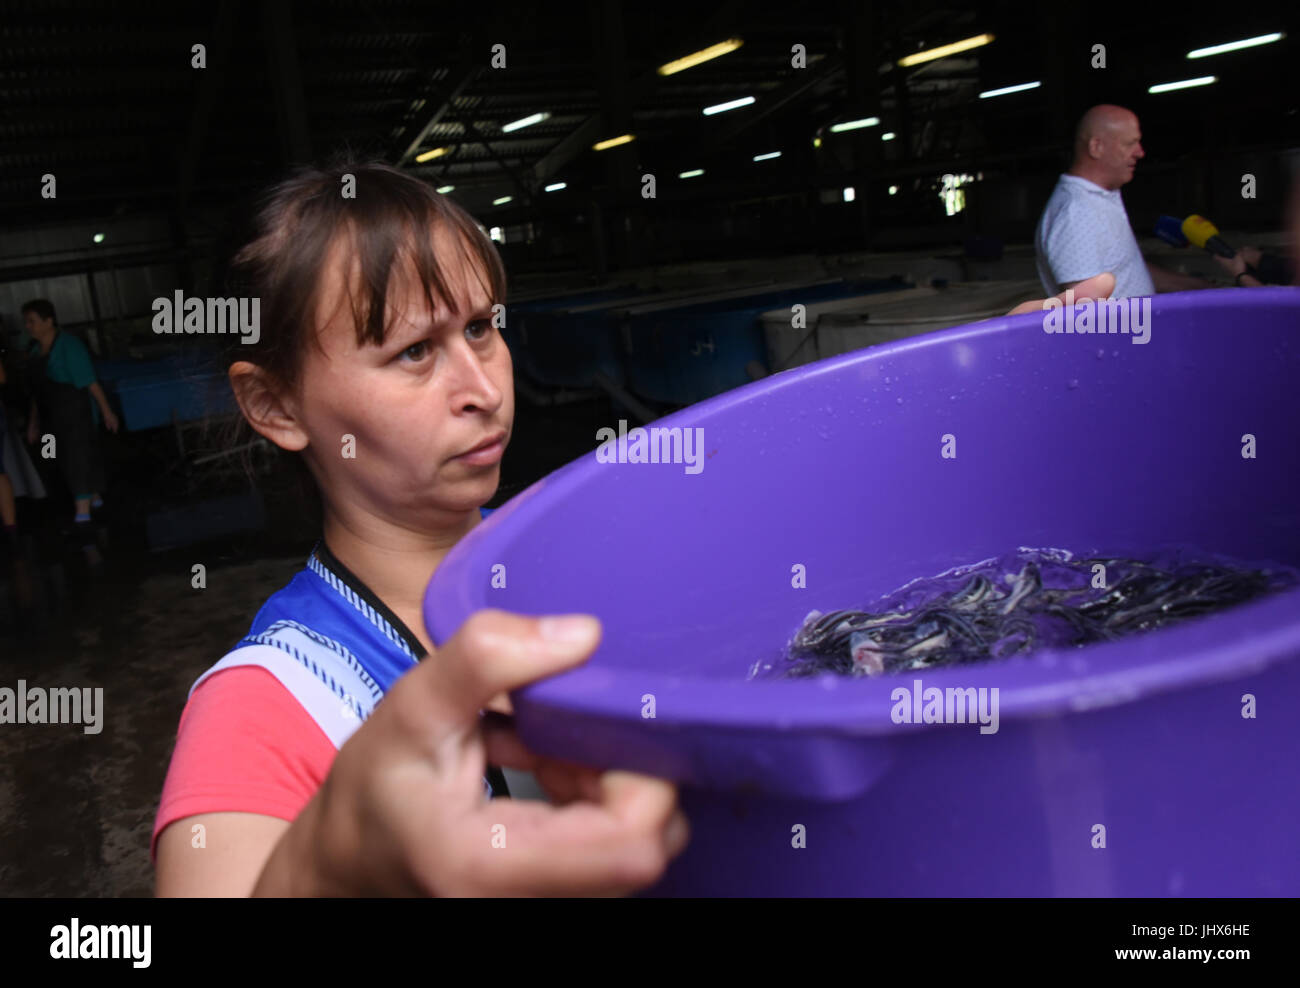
[154,161,689,896]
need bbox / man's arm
[1212,249,1264,287]
[1059,277,1113,295]
[64,335,119,433]
[1147,263,1212,292]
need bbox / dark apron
[31,346,102,498]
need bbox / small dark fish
[772,550,1296,680]
[1000,563,1041,615]
[950,574,995,611]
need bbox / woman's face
[294,225,513,528]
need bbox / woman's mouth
[453,431,507,466]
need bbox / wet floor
[0,538,303,896]
[0,394,615,896]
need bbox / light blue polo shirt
[1035,173,1155,300]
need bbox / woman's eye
[466,319,493,341]
[400,340,431,362]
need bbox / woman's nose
[450,348,502,409]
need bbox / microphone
[1154,215,1189,247]
[1182,214,1236,258]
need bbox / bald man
[1036,104,1211,298]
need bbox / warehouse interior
[0,0,1295,897]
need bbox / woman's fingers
[480,718,607,805]
[454,771,687,896]
[535,757,606,805]
[480,712,543,771]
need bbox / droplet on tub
[1067,379,1078,389]
[1096,348,1105,359]
[896,397,903,404]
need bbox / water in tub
[758,547,1299,679]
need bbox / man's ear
[228,361,309,451]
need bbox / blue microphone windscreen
[1154,215,1189,247]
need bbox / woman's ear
[228,361,310,451]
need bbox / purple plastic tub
[425,287,1300,896]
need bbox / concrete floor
[1,544,301,896]
[0,394,612,896]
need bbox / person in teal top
[22,299,119,524]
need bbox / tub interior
[458,290,1300,683]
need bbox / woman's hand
[255,609,689,897]
[1006,271,1116,315]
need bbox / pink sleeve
[151,665,339,862]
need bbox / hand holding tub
[164,610,689,897]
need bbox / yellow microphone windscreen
[1181,214,1220,249]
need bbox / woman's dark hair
[226,157,507,387]
[219,158,507,506]
[21,299,57,323]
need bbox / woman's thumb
[413,609,601,723]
